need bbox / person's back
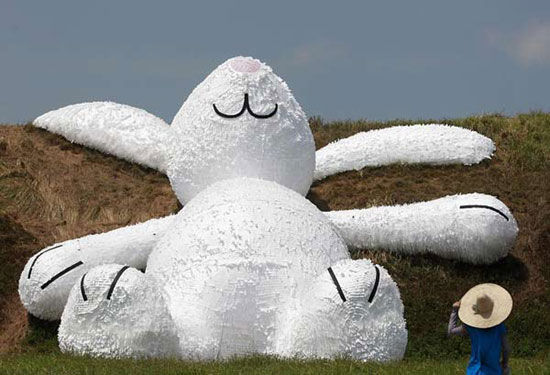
[464,323,507,375]
[448,283,512,375]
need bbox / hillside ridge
[0,113,548,358]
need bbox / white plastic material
[284,259,407,361]
[314,125,496,180]
[19,215,175,320]
[34,102,171,172]
[326,193,518,264]
[19,56,518,362]
[59,264,180,358]
[55,178,407,360]
[168,57,315,203]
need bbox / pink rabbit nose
[229,57,262,73]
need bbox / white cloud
[488,21,550,66]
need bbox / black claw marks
[106,266,130,300]
[28,244,63,279]
[368,266,380,303]
[40,261,83,290]
[81,266,132,302]
[327,267,347,303]
[213,93,278,119]
[80,273,88,301]
[30,243,85,291]
[459,204,509,221]
[328,265,381,304]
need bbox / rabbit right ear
[34,101,171,173]
[314,124,495,181]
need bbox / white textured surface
[59,264,179,358]
[326,193,518,264]
[19,215,175,320]
[19,56,519,362]
[52,178,407,360]
[34,102,171,172]
[148,178,353,359]
[168,56,315,204]
[314,125,496,180]
[283,259,407,361]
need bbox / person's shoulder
[491,323,507,335]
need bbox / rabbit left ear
[34,101,172,173]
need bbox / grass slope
[0,113,549,372]
[0,354,548,375]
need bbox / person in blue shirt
[448,283,512,375]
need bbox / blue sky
[1,0,550,123]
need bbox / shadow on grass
[403,253,529,283]
[23,314,60,353]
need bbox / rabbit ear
[33,101,171,173]
[314,124,495,181]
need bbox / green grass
[0,354,548,375]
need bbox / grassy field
[0,112,549,373]
[0,354,548,375]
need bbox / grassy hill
[0,113,548,371]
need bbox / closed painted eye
[213,93,278,119]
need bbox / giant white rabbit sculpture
[19,57,518,361]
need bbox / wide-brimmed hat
[458,283,513,329]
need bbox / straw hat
[458,283,513,329]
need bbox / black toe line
[80,273,88,301]
[328,267,347,303]
[40,261,83,289]
[368,266,380,303]
[459,204,509,221]
[28,244,63,279]
[106,266,130,300]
